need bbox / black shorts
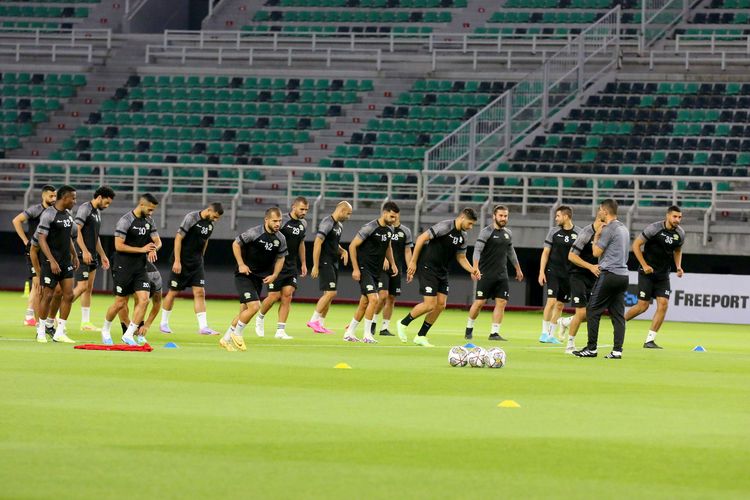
[168,264,206,291]
[26,253,37,280]
[318,261,339,291]
[570,273,596,308]
[268,271,298,292]
[40,260,75,289]
[235,273,263,303]
[111,264,151,297]
[475,275,509,301]
[75,261,99,282]
[637,272,671,301]
[546,273,570,302]
[378,271,402,296]
[417,266,449,297]
[358,268,380,296]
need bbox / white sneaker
[397,321,408,343]
[274,331,293,340]
[255,317,265,337]
[565,346,575,354]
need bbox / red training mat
[74,343,153,352]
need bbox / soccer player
[538,206,581,344]
[464,205,524,341]
[71,186,115,331]
[34,185,79,343]
[344,202,399,343]
[220,207,287,352]
[565,218,603,354]
[398,208,481,347]
[573,199,630,359]
[375,211,413,337]
[11,184,56,326]
[625,206,685,349]
[100,194,162,346]
[159,202,224,335]
[307,201,353,334]
[117,262,163,346]
[255,197,309,340]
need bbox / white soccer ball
[467,347,487,368]
[448,346,469,367]
[485,347,507,368]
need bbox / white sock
[46,317,54,328]
[26,308,35,318]
[276,322,286,333]
[364,319,373,338]
[196,312,208,329]
[123,322,138,339]
[467,318,475,328]
[235,321,247,337]
[55,319,67,336]
[311,311,322,323]
[567,336,576,348]
[542,320,550,334]
[37,322,45,337]
[372,314,379,332]
[257,312,265,321]
[102,320,112,341]
[222,326,234,342]
[161,308,172,325]
[346,319,360,337]
[491,323,500,334]
[646,330,658,343]
[319,315,326,326]
[560,316,572,328]
[81,307,90,323]
[547,321,557,336]
[382,319,390,331]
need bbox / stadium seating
[54,75,373,173]
[0,1,96,30]
[504,81,748,203]
[0,71,86,156]
[674,0,750,39]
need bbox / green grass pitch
[1,291,749,499]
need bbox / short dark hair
[556,205,573,219]
[57,185,76,199]
[41,185,56,194]
[141,193,159,205]
[94,186,115,200]
[667,205,681,214]
[600,198,618,216]
[382,201,400,213]
[461,208,478,221]
[493,204,509,214]
[265,206,281,218]
[292,196,309,207]
[209,202,224,215]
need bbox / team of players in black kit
[14,184,686,358]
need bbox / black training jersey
[316,215,343,261]
[35,207,77,265]
[280,213,307,272]
[473,225,518,279]
[235,225,288,277]
[356,219,393,273]
[74,201,101,255]
[641,221,685,275]
[419,219,468,275]
[544,225,582,275]
[22,203,48,239]
[114,210,159,268]
[173,211,214,266]
[390,224,414,271]
[569,224,597,275]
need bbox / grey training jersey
[596,220,630,276]
[472,225,518,279]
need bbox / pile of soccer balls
[448,346,506,368]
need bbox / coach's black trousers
[586,271,629,352]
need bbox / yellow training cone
[22,281,30,297]
[334,362,352,369]
[497,400,521,408]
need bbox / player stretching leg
[100,194,162,346]
[344,202,399,343]
[307,201,352,334]
[625,206,685,349]
[398,208,480,347]
[465,205,523,341]
[256,197,309,340]
[11,185,56,326]
[159,203,224,335]
[221,208,287,352]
